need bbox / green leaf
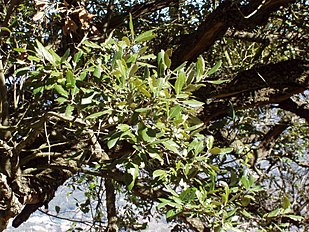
[164,51,171,69]
[241,195,252,206]
[241,176,250,189]
[206,79,229,85]
[73,50,83,64]
[241,210,253,219]
[165,185,179,197]
[0,27,11,33]
[188,139,204,156]
[283,215,303,221]
[182,100,204,108]
[207,60,222,76]
[206,136,214,149]
[28,55,41,62]
[219,147,233,154]
[169,105,182,119]
[129,13,134,38]
[265,208,281,218]
[162,140,179,153]
[93,66,102,78]
[141,128,156,143]
[127,163,139,190]
[54,84,69,98]
[209,147,233,155]
[282,195,290,209]
[14,67,29,77]
[128,64,138,77]
[56,97,67,104]
[157,198,172,209]
[166,209,177,218]
[175,69,186,95]
[117,124,130,132]
[49,49,61,63]
[135,30,156,43]
[81,93,96,105]
[82,40,101,49]
[148,152,164,165]
[153,169,167,179]
[79,70,88,81]
[122,36,130,46]
[196,56,205,82]
[33,86,44,95]
[14,47,27,52]
[140,54,156,60]
[65,104,74,117]
[135,108,151,113]
[86,111,110,119]
[66,70,76,89]
[61,49,70,63]
[107,137,119,149]
[35,40,56,65]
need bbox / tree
[0,0,308,231]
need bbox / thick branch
[105,179,118,232]
[255,122,289,163]
[0,58,10,140]
[96,0,178,33]
[278,98,309,123]
[172,0,296,66]
[196,59,308,124]
[12,157,77,228]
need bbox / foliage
[0,0,308,231]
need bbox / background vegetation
[0,0,308,231]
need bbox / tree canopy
[0,0,308,231]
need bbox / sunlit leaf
[35,40,56,65]
[169,105,182,119]
[129,13,134,38]
[182,100,204,108]
[135,30,156,43]
[166,209,177,218]
[282,195,290,209]
[127,163,139,190]
[54,84,69,98]
[162,140,179,153]
[207,60,222,76]
[153,169,167,179]
[175,69,186,95]
[65,104,74,117]
[107,137,119,149]
[66,70,75,88]
[86,111,110,119]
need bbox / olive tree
[0,0,308,231]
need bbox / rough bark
[255,122,290,164]
[278,98,309,123]
[0,59,10,140]
[0,0,307,230]
[172,0,296,66]
[105,179,118,232]
[195,59,309,124]
[0,112,109,231]
[95,0,179,33]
